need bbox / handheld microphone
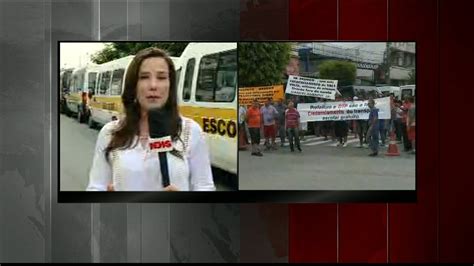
[148,108,173,188]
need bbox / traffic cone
[385,130,400,156]
[239,126,248,150]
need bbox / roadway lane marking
[328,138,360,147]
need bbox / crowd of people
[239,93,416,157]
[239,98,302,156]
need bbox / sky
[60,42,110,69]
[325,42,387,54]
[299,42,386,53]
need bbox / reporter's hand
[107,183,115,191]
[164,184,179,192]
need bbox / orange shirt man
[246,99,263,156]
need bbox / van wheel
[77,108,84,123]
[88,116,97,129]
[60,102,66,114]
[65,105,73,117]
[83,110,90,124]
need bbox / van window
[95,73,102,94]
[61,71,72,91]
[196,49,236,103]
[110,69,125,96]
[71,73,84,93]
[182,59,195,101]
[99,71,112,95]
[69,76,77,93]
[88,72,97,92]
[175,67,181,92]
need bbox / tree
[319,60,356,87]
[90,44,117,64]
[238,42,291,87]
[91,42,189,64]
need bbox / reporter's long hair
[105,47,181,161]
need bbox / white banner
[286,75,338,99]
[298,97,391,122]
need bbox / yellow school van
[87,55,134,128]
[176,42,237,176]
[64,64,99,123]
[60,68,74,114]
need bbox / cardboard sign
[239,85,284,106]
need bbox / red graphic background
[241,0,473,262]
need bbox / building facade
[296,42,385,86]
[385,42,416,86]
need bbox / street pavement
[60,114,98,191]
[238,133,416,190]
[60,114,234,191]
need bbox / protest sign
[298,97,391,122]
[239,85,284,106]
[286,75,338,100]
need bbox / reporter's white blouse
[86,117,215,191]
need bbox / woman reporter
[86,47,215,191]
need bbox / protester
[285,101,302,152]
[380,95,393,147]
[313,98,323,138]
[406,96,416,154]
[353,96,368,148]
[389,95,397,137]
[239,105,249,150]
[260,98,279,150]
[334,97,349,147]
[394,100,403,142]
[247,99,263,156]
[335,120,348,147]
[296,97,307,140]
[388,94,397,134]
[367,98,379,156]
[274,98,287,147]
[400,97,413,151]
[379,118,387,147]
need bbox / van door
[91,70,113,125]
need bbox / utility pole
[385,42,391,85]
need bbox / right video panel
[238,42,416,191]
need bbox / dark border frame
[58,40,417,203]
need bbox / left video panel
[58,42,238,201]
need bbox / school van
[88,55,181,128]
[64,64,99,123]
[378,86,401,99]
[59,68,74,114]
[176,42,237,175]
[88,55,135,128]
